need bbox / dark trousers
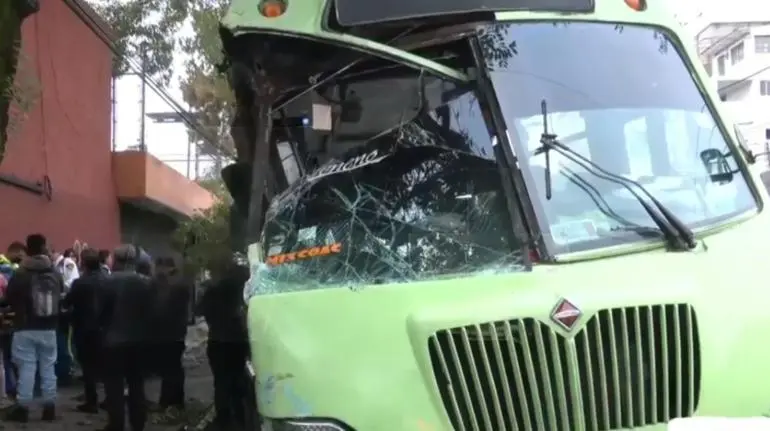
[104,344,146,431]
[73,331,102,406]
[1,334,16,395]
[207,341,249,427]
[55,326,72,381]
[156,340,185,408]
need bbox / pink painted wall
[0,0,119,251]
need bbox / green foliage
[172,176,231,275]
[178,0,235,155]
[94,0,234,271]
[4,50,40,136]
[88,0,189,84]
[0,1,23,165]
[90,0,234,151]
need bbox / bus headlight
[261,418,351,431]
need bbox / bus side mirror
[699,148,734,184]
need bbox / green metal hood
[248,210,770,430]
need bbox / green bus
[218,0,770,429]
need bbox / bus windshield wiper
[534,100,697,251]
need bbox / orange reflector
[260,0,286,18]
[624,0,645,11]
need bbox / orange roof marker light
[624,0,646,11]
[260,0,287,18]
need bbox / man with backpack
[4,234,63,422]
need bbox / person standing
[4,234,63,423]
[151,255,189,417]
[54,248,79,386]
[66,248,107,413]
[98,249,112,275]
[198,256,251,430]
[100,245,154,431]
[6,241,26,266]
[55,248,80,289]
[0,241,23,403]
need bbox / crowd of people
[0,233,252,431]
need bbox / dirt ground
[0,323,214,431]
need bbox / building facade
[0,0,119,250]
[697,21,770,154]
[0,0,213,254]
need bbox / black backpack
[29,271,60,318]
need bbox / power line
[120,49,234,158]
[67,0,234,158]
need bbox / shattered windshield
[248,73,528,295]
[482,21,758,253]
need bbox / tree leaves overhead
[178,0,235,155]
[91,0,235,153]
[89,0,189,84]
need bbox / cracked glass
[246,72,528,295]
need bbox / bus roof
[334,0,594,27]
[221,0,682,81]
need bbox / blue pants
[55,330,72,380]
[11,330,57,405]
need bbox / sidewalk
[0,323,214,431]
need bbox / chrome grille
[428,304,700,431]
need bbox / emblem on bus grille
[551,298,582,330]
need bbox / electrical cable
[66,0,234,158]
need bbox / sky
[108,7,219,180]
[110,0,762,180]
[112,48,219,179]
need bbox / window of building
[730,42,745,65]
[756,35,770,53]
[717,55,726,75]
[760,80,770,96]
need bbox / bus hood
[248,213,770,430]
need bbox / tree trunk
[245,98,274,243]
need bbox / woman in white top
[54,248,80,291]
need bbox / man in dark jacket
[5,234,63,423]
[66,248,107,413]
[198,257,250,430]
[100,244,154,431]
[151,255,189,414]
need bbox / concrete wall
[0,0,120,251]
[119,203,178,258]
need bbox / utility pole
[186,133,192,178]
[139,44,147,152]
[194,148,200,179]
